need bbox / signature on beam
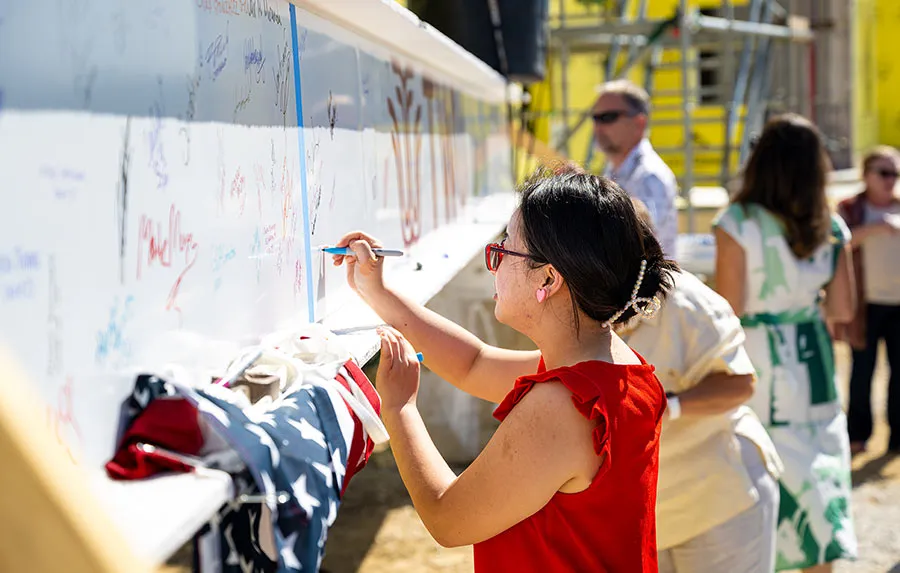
[1,247,40,303]
[40,164,86,200]
[147,96,169,189]
[244,36,266,83]
[46,377,83,465]
[95,296,134,366]
[272,37,292,122]
[202,23,230,81]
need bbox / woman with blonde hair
[835,146,900,455]
[714,114,858,572]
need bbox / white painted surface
[89,468,234,563]
[0,0,513,563]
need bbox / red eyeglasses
[484,241,537,273]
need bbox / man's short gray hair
[596,79,651,117]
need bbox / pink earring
[535,288,547,303]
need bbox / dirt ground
[832,344,900,573]
[164,342,900,573]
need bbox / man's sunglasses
[592,109,639,125]
[484,241,541,273]
[873,168,900,180]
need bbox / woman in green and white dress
[714,114,858,573]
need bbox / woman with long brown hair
[714,114,857,572]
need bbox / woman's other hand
[377,327,421,412]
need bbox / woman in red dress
[332,169,677,572]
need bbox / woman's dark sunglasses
[484,241,535,273]
[874,168,900,180]
[592,109,638,125]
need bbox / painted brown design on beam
[423,78,461,226]
[388,62,424,247]
[423,77,440,230]
[439,84,459,222]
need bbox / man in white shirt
[594,80,679,257]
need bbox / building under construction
[403,0,899,230]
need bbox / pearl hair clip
[602,260,662,328]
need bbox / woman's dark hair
[734,113,831,259]
[517,166,678,332]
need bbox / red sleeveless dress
[473,355,665,572]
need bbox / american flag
[110,362,379,573]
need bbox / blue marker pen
[322,246,404,257]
